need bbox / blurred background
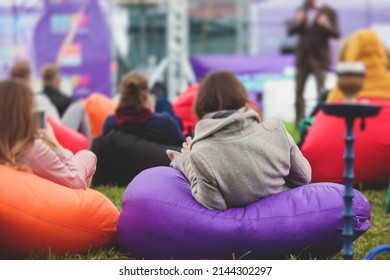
[1,0,389,122]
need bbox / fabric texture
[117,167,371,260]
[61,100,91,142]
[83,93,116,139]
[91,130,180,186]
[103,112,184,146]
[326,29,390,103]
[35,93,60,122]
[172,84,199,135]
[47,117,90,154]
[17,139,96,189]
[0,164,119,259]
[115,107,153,132]
[155,96,183,130]
[42,85,73,117]
[302,97,390,188]
[169,107,311,210]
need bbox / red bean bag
[173,84,199,135]
[47,117,89,154]
[302,98,390,188]
[0,165,119,259]
[83,93,116,139]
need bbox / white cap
[336,62,366,75]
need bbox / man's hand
[294,9,305,23]
[181,136,192,154]
[317,14,330,28]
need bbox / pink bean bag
[48,117,89,154]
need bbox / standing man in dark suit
[288,0,340,127]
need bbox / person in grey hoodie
[167,71,312,210]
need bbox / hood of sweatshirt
[191,107,261,145]
[344,29,388,69]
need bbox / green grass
[35,185,389,260]
[16,123,390,260]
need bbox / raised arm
[20,139,96,189]
[317,9,340,39]
[288,9,305,36]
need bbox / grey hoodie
[168,107,311,210]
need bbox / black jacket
[43,86,73,117]
[91,130,180,186]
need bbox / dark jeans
[295,65,326,127]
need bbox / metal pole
[343,117,355,260]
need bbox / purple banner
[33,0,112,98]
[190,54,294,80]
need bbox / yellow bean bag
[0,165,119,259]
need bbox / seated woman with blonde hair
[326,29,390,103]
[0,79,96,189]
[103,72,184,146]
[167,71,311,210]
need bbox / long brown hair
[117,72,149,112]
[195,71,250,119]
[0,79,36,169]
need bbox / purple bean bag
[117,167,371,259]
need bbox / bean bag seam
[123,199,368,221]
[1,203,118,235]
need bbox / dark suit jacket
[288,4,340,70]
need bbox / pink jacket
[17,139,97,189]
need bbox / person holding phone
[0,79,96,189]
[287,0,340,127]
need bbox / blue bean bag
[117,167,371,260]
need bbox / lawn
[43,185,389,260]
[24,124,390,260]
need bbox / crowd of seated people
[2,28,388,210]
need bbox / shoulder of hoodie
[261,117,285,132]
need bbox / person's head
[9,60,31,85]
[41,64,61,89]
[195,71,249,119]
[118,72,151,112]
[306,0,318,6]
[0,79,37,169]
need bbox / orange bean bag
[301,98,390,188]
[0,165,119,259]
[83,93,116,139]
[47,117,90,154]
